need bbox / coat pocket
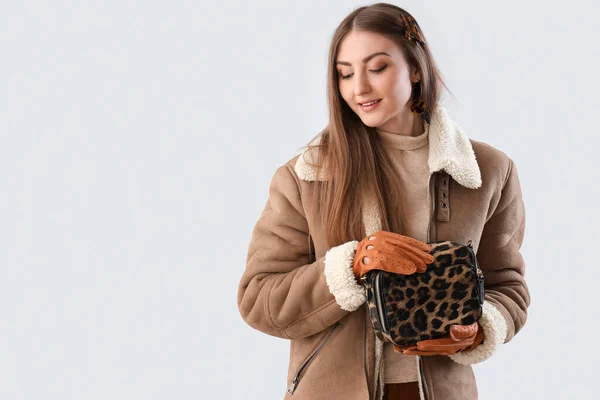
[286,321,341,395]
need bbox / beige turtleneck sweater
[376,121,431,384]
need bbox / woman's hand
[352,230,434,281]
[393,322,485,356]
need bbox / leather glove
[393,322,484,356]
[352,230,434,281]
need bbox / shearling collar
[294,106,482,189]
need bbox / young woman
[237,3,530,400]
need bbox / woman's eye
[371,65,388,73]
[339,65,387,80]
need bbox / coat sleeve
[450,158,531,365]
[237,162,367,340]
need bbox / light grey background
[1,1,598,399]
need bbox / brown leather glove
[393,322,485,356]
[352,230,434,281]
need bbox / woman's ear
[410,66,421,83]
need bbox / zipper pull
[467,239,473,248]
[287,377,298,394]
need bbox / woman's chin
[358,114,388,129]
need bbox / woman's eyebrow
[335,52,391,66]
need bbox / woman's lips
[359,99,382,112]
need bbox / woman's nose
[353,72,371,96]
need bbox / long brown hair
[306,3,449,248]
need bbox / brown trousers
[382,382,420,400]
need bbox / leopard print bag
[360,240,485,347]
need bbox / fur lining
[362,196,382,237]
[448,302,508,365]
[427,107,482,189]
[294,105,482,189]
[293,135,327,181]
[323,241,366,311]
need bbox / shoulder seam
[285,162,304,198]
[502,158,514,189]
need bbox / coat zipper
[418,356,430,400]
[287,321,341,395]
[363,306,372,399]
[417,171,436,400]
[369,271,389,400]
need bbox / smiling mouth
[358,99,382,106]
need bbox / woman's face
[336,30,419,133]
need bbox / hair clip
[400,13,425,45]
